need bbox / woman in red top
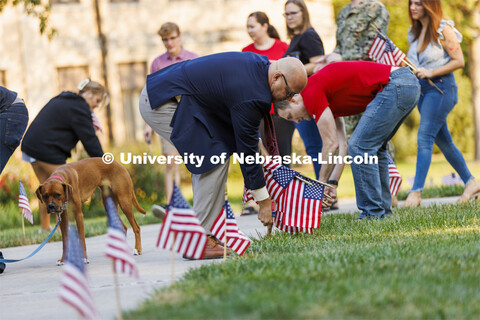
[242,12,289,61]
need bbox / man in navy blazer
[140,52,307,258]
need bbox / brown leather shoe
[183,235,232,260]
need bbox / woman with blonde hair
[404,0,480,206]
[21,79,107,230]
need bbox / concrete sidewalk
[0,196,459,320]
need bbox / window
[118,62,147,141]
[57,66,89,92]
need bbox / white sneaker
[151,204,166,219]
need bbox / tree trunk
[93,0,113,143]
[471,6,480,160]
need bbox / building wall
[0,0,335,145]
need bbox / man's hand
[313,53,342,74]
[257,197,273,227]
[322,186,337,208]
[144,125,153,143]
[258,139,269,156]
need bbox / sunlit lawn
[125,202,480,319]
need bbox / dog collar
[51,175,65,183]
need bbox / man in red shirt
[275,61,420,219]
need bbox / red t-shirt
[242,39,289,61]
[301,61,392,122]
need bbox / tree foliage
[0,0,54,38]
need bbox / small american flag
[210,201,251,256]
[91,111,102,132]
[274,210,312,234]
[242,186,255,208]
[387,153,402,196]
[278,177,324,229]
[19,181,33,224]
[157,184,207,260]
[104,194,139,278]
[368,30,406,67]
[59,225,98,320]
[442,173,462,186]
[263,160,298,202]
[242,160,297,207]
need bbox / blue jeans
[411,73,473,191]
[349,68,420,218]
[295,119,322,179]
[0,103,28,174]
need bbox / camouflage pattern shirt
[334,0,390,61]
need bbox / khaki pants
[139,86,228,231]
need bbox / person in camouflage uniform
[333,0,389,62]
[335,0,390,154]
[315,0,398,206]
[316,0,392,153]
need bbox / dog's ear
[35,185,44,203]
[62,183,73,200]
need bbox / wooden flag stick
[171,232,176,284]
[21,217,26,239]
[112,262,123,320]
[294,175,333,200]
[224,189,228,261]
[223,220,227,262]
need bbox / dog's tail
[132,191,147,214]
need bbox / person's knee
[416,133,435,151]
[348,139,360,156]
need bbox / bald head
[277,57,307,92]
[268,57,307,103]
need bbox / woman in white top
[404,0,480,206]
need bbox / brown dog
[35,158,146,264]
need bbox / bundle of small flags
[368,29,406,67]
[211,201,251,255]
[19,181,33,224]
[157,184,207,260]
[243,160,324,234]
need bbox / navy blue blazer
[146,52,271,190]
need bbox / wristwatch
[327,180,338,186]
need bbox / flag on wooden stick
[103,190,139,278]
[211,201,251,256]
[387,152,402,197]
[59,225,98,320]
[157,184,207,260]
[368,29,406,67]
[19,181,33,224]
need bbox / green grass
[397,184,465,200]
[125,202,480,319]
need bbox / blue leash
[0,219,61,263]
